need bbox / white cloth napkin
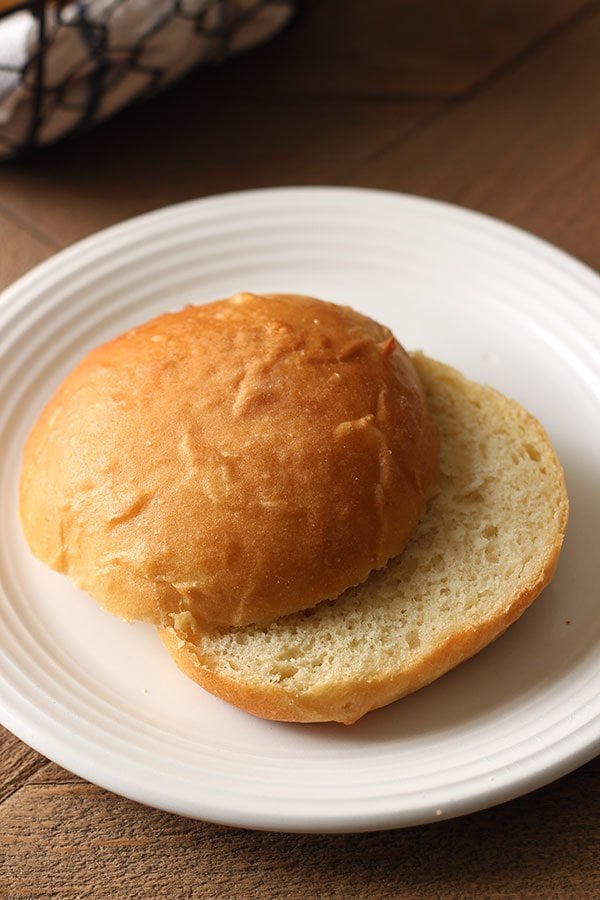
[0,11,34,123]
[0,0,294,155]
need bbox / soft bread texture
[19,293,439,628]
[161,355,569,724]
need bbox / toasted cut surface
[161,355,569,724]
[19,293,439,628]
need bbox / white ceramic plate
[1,188,599,833]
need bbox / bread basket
[0,0,296,158]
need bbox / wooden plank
[0,773,597,899]
[24,760,84,785]
[0,730,49,805]
[0,214,55,292]
[0,0,593,250]
[211,0,593,98]
[0,93,437,248]
[349,6,600,269]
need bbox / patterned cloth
[0,0,296,158]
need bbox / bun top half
[20,293,439,628]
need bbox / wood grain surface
[1,2,599,898]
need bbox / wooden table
[1,2,599,896]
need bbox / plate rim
[2,185,600,308]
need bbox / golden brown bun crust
[19,293,439,628]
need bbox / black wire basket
[0,0,296,158]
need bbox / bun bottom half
[160,355,569,724]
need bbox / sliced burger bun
[160,354,569,724]
[18,293,568,725]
